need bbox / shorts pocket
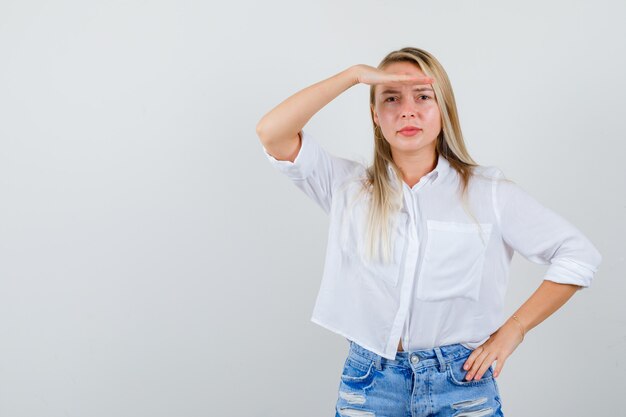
[416,220,492,301]
[340,356,376,389]
[447,354,495,387]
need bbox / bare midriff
[397,339,404,352]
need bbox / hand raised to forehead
[354,64,434,86]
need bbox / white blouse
[261,130,602,360]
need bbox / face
[371,61,441,157]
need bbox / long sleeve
[493,170,602,289]
[261,130,362,214]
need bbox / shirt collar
[386,153,451,184]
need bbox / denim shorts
[335,341,504,417]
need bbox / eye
[384,96,399,103]
[418,95,432,101]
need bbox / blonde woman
[256,47,601,417]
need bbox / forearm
[463,279,582,379]
[509,280,581,337]
[256,66,359,146]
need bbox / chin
[395,139,427,149]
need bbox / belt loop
[434,347,446,373]
[374,354,382,371]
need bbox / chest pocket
[339,203,409,288]
[416,220,493,302]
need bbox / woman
[256,47,601,417]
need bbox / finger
[493,356,507,378]
[466,349,489,380]
[386,74,434,85]
[396,74,434,84]
[473,352,497,380]
[463,347,483,371]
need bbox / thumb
[493,356,507,378]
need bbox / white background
[1,1,624,416]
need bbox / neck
[391,146,438,188]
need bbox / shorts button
[410,354,419,364]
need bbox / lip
[398,126,422,136]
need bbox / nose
[401,101,417,119]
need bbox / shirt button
[410,354,419,364]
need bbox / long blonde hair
[362,47,481,263]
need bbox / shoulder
[466,165,522,205]
[471,164,505,181]
[464,165,506,194]
[469,164,520,190]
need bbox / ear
[371,104,379,126]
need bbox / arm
[463,280,580,381]
[463,172,602,380]
[256,65,433,162]
[256,67,358,162]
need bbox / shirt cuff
[261,130,319,180]
[542,257,599,289]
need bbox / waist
[349,340,473,368]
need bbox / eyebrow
[380,87,434,95]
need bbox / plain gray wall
[0,0,624,416]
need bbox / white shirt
[261,130,602,360]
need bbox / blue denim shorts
[335,341,504,417]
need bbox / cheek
[384,104,402,118]
[425,107,442,130]
[377,110,395,128]
[378,119,397,140]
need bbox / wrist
[349,64,374,86]
[508,315,526,343]
[346,65,362,86]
